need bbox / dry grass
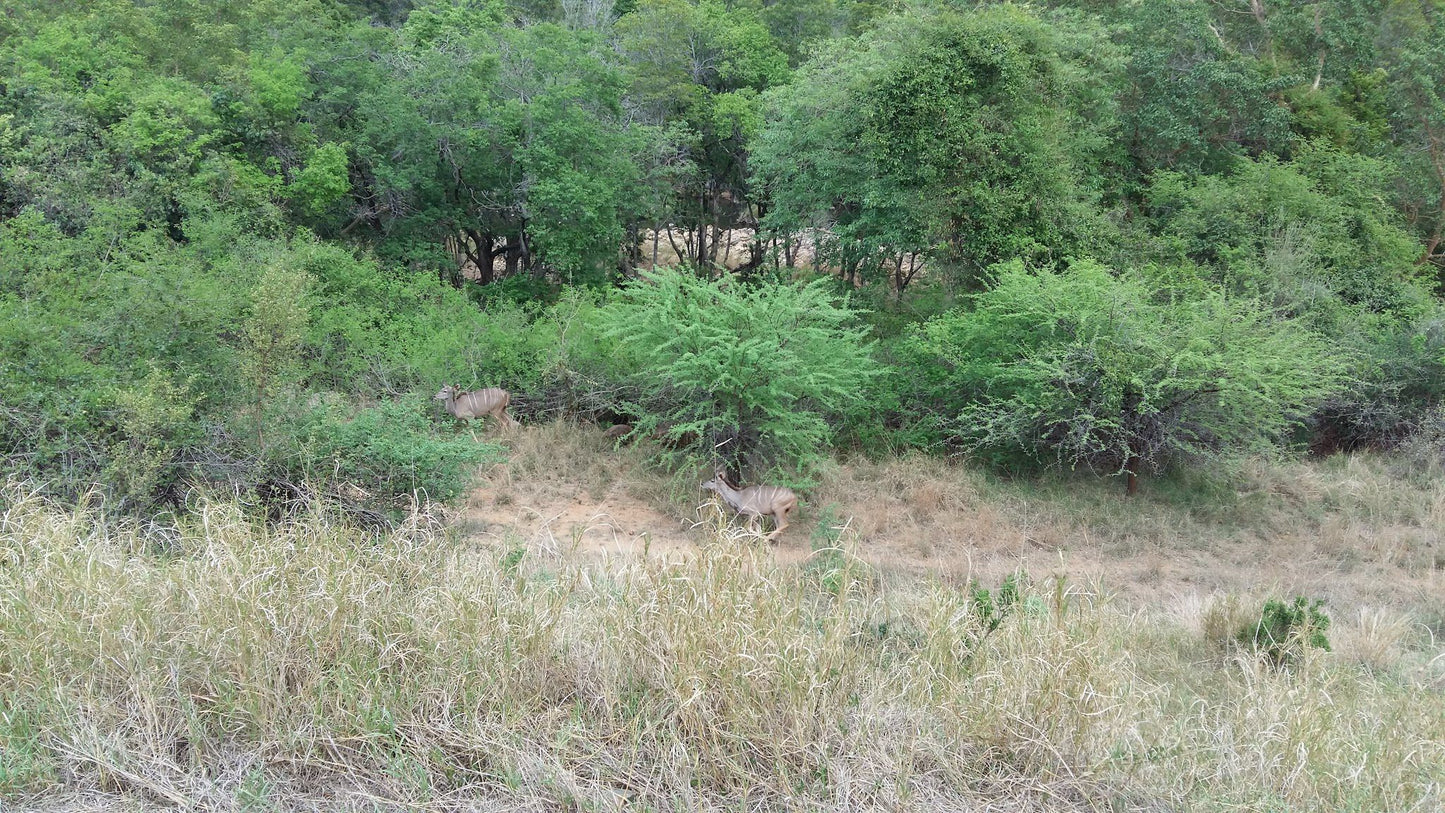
[479,420,692,512]
[2,479,1443,812]
[800,450,1445,618]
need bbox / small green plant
[237,766,277,813]
[500,545,527,577]
[1237,596,1333,667]
[970,573,1023,634]
[805,505,852,595]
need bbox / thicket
[2,0,1444,512]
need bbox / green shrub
[1309,308,1445,453]
[592,268,880,481]
[1146,149,1428,314]
[1236,596,1332,668]
[900,259,1348,490]
[241,263,312,449]
[300,240,561,396]
[102,365,201,510]
[265,396,500,506]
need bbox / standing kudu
[435,385,514,439]
[701,469,797,544]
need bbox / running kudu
[701,469,797,544]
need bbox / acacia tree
[753,6,1122,291]
[616,0,789,272]
[902,260,1347,493]
[348,0,657,285]
[594,268,879,480]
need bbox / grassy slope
[1,429,1443,811]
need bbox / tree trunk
[621,225,643,278]
[503,236,521,278]
[696,186,710,269]
[464,228,495,285]
[665,225,687,267]
[1122,383,1143,497]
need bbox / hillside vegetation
[3,0,1445,808]
[2,0,1444,507]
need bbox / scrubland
[3,427,1442,812]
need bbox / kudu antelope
[602,423,634,441]
[701,469,797,545]
[434,385,514,439]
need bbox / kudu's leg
[765,504,795,545]
[494,407,514,431]
[763,512,786,545]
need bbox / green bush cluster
[589,268,879,481]
[1237,597,1333,668]
[262,395,502,506]
[1,0,1443,513]
[895,259,1348,487]
[0,215,539,513]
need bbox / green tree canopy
[753,5,1122,291]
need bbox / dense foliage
[901,260,1347,486]
[593,267,878,479]
[2,0,1444,508]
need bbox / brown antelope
[602,423,634,441]
[434,385,514,439]
[701,469,797,545]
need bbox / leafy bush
[900,259,1348,490]
[1236,596,1333,668]
[1146,149,1427,315]
[1308,309,1445,453]
[264,396,500,506]
[592,268,880,480]
[102,365,201,510]
[299,240,561,396]
[1395,403,1445,478]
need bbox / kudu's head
[434,385,457,402]
[701,469,733,494]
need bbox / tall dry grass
[1,485,1442,811]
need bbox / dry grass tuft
[2,483,1442,812]
[1333,605,1418,674]
[478,421,696,517]
[801,452,1445,615]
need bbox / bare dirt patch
[461,424,1445,616]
